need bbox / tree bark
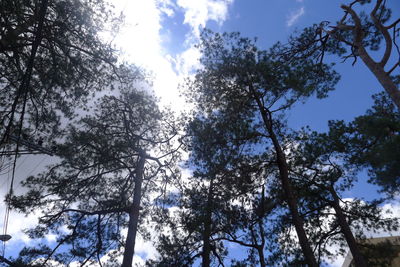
[202,176,214,267]
[249,85,318,267]
[257,245,266,267]
[329,187,368,267]
[257,188,267,267]
[358,48,400,110]
[121,152,146,267]
[266,122,318,267]
[341,4,400,110]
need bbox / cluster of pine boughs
[0,0,399,266]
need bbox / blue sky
[112,0,399,128]
[1,0,399,266]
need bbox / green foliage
[10,86,180,265]
[186,30,339,116]
[278,121,399,262]
[168,29,340,266]
[0,0,123,148]
[326,92,400,196]
[281,1,394,65]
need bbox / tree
[149,112,268,266]
[286,126,399,266]
[281,0,400,109]
[183,114,270,266]
[0,0,122,151]
[184,30,339,266]
[324,92,400,196]
[8,88,181,266]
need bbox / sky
[1,0,400,266]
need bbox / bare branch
[386,18,400,30]
[370,0,393,66]
[387,62,399,75]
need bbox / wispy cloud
[177,0,233,37]
[286,6,305,27]
[111,0,234,109]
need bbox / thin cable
[13,155,48,192]
[2,153,17,258]
[1,128,21,257]
[26,155,48,177]
[1,157,11,257]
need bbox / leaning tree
[184,30,339,266]
[281,0,400,109]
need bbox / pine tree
[183,30,339,266]
[9,88,181,266]
[0,0,123,150]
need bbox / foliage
[178,29,340,266]
[281,125,399,265]
[325,92,400,196]
[280,0,400,109]
[0,0,123,149]
[149,111,267,265]
[9,87,180,265]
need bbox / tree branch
[370,0,392,66]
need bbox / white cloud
[0,0,235,263]
[286,7,305,27]
[108,0,234,111]
[176,0,233,37]
[45,233,57,243]
[110,0,180,108]
[110,0,234,110]
[134,233,159,260]
[0,208,38,247]
[174,45,202,76]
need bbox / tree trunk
[340,4,400,110]
[0,0,49,146]
[358,49,400,110]
[257,245,266,267]
[266,124,318,267]
[249,85,318,267]
[121,152,146,267]
[257,188,267,267]
[329,187,368,267]
[202,177,214,267]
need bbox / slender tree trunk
[248,85,318,267]
[257,245,266,267]
[0,0,49,146]
[121,152,146,267]
[256,187,267,267]
[202,177,214,267]
[267,124,318,267]
[329,187,368,267]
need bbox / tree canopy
[1,0,399,266]
[0,0,122,149]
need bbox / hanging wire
[1,152,51,257]
[1,130,22,257]
[1,154,12,257]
